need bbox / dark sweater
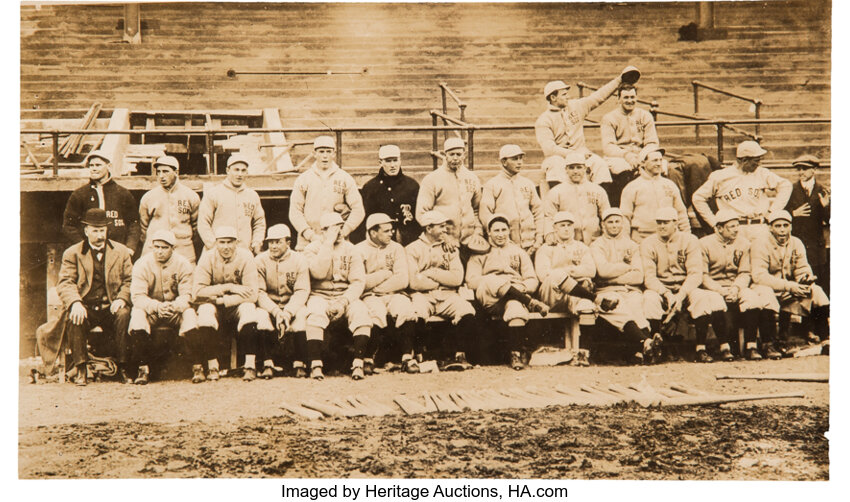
[62,177,140,253]
[351,168,422,245]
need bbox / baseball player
[479,144,545,256]
[692,141,792,241]
[255,224,310,378]
[128,229,198,384]
[138,155,200,263]
[535,211,618,366]
[302,212,373,380]
[785,154,830,295]
[289,135,365,250]
[354,144,422,245]
[600,84,660,207]
[355,213,419,374]
[700,210,780,361]
[751,211,829,353]
[416,137,488,257]
[543,152,610,246]
[620,146,690,243]
[641,207,729,362]
[55,208,133,386]
[61,149,140,255]
[406,210,477,371]
[534,66,641,193]
[192,226,259,382]
[466,214,548,370]
[197,153,266,255]
[589,208,661,365]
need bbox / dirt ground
[18,355,829,479]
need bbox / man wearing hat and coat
[290,135,365,250]
[692,140,792,241]
[128,229,198,384]
[355,213,420,374]
[480,145,545,257]
[56,208,134,386]
[255,224,310,379]
[192,226,259,382]
[751,210,830,350]
[62,150,140,255]
[535,66,641,195]
[138,155,200,263]
[416,137,488,257]
[785,154,830,295]
[198,153,266,256]
[302,212,373,380]
[620,146,690,243]
[354,144,421,246]
[465,214,549,370]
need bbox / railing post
[715,122,724,164]
[693,81,700,141]
[754,99,762,139]
[467,128,474,170]
[335,130,343,168]
[205,129,214,175]
[51,130,59,176]
[431,114,438,170]
[459,104,467,124]
[650,100,659,122]
[441,85,448,143]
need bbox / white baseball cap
[736,141,767,158]
[319,212,345,229]
[226,153,250,169]
[654,207,678,222]
[443,137,465,152]
[552,211,576,224]
[564,152,587,166]
[86,149,111,164]
[313,135,336,150]
[602,208,624,221]
[265,224,291,240]
[544,80,570,99]
[487,213,510,230]
[378,144,401,159]
[638,145,666,163]
[153,155,180,171]
[150,229,176,246]
[714,209,739,225]
[768,210,792,224]
[420,210,449,227]
[498,144,525,160]
[366,213,395,230]
[214,226,238,240]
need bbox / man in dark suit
[785,154,830,296]
[56,208,134,386]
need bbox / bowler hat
[81,208,109,227]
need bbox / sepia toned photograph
[18,0,830,483]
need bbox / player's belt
[738,217,766,225]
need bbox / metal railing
[577,81,759,142]
[693,80,763,138]
[21,117,829,176]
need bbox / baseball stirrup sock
[622,321,647,348]
[507,326,525,352]
[693,315,710,345]
[352,334,370,359]
[710,310,730,344]
[294,331,308,363]
[811,306,830,338]
[758,309,778,343]
[398,322,415,356]
[129,329,149,366]
[743,309,759,344]
[239,323,260,356]
[306,339,323,364]
[504,286,534,306]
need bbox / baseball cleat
[528,299,549,317]
[719,347,735,362]
[119,368,134,385]
[510,351,524,371]
[695,350,714,363]
[294,366,308,378]
[191,364,206,383]
[599,298,619,312]
[444,352,472,371]
[134,365,150,385]
[310,366,324,380]
[363,358,375,376]
[402,358,420,374]
[260,366,274,379]
[744,348,763,361]
[242,367,256,382]
[351,366,364,380]
[75,366,88,386]
[763,343,782,360]
[207,368,220,381]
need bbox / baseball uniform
[620,173,690,242]
[543,179,610,245]
[302,239,372,334]
[534,238,597,316]
[139,180,200,263]
[590,233,651,330]
[750,233,829,316]
[416,163,485,251]
[197,179,266,252]
[405,232,476,323]
[479,170,544,253]
[255,248,310,334]
[466,241,538,324]
[600,106,660,175]
[355,238,417,329]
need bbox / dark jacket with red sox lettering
[61,177,141,253]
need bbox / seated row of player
[53,189,829,386]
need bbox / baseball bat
[301,399,344,417]
[661,391,805,407]
[715,373,828,383]
[328,398,363,417]
[280,401,324,420]
[393,395,425,415]
[345,396,381,417]
[420,392,439,413]
[360,395,399,416]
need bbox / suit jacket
[785,180,829,267]
[56,239,133,310]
